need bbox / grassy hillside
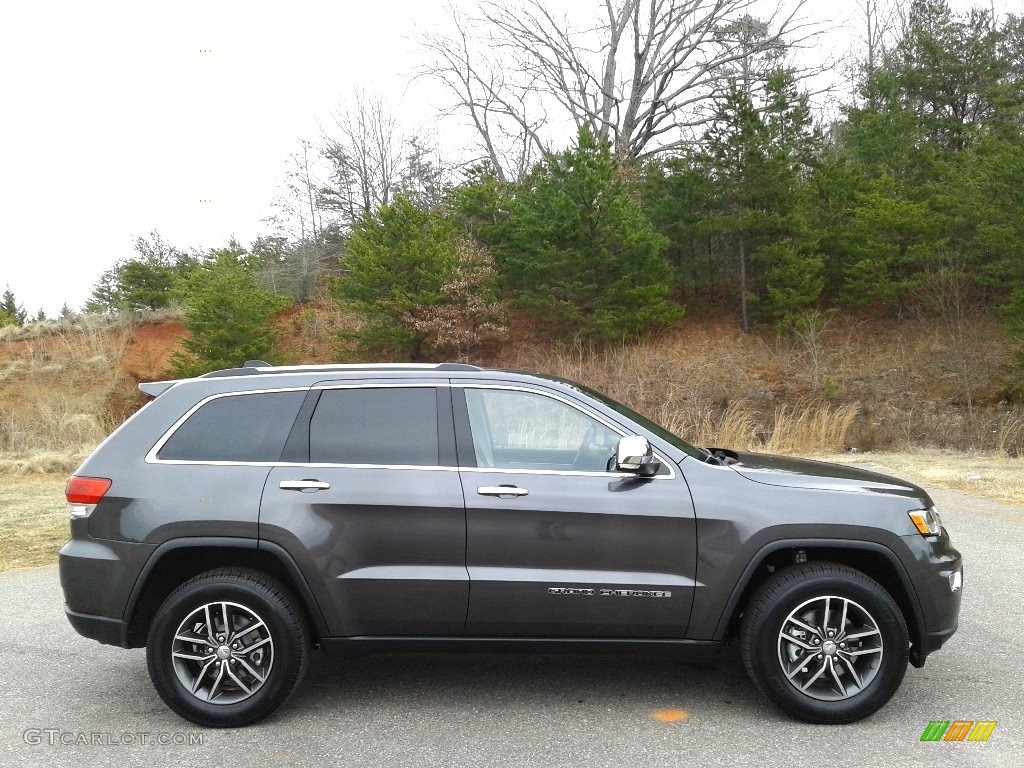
[1,310,1020,479]
[490,314,1021,457]
[0,316,167,474]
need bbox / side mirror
[615,435,661,477]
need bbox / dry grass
[816,450,1024,508]
[0,315,136,474]
[764,403,860,454]
[0,451,86,475]
[494,331,863,454]
[0,310,178,344]
[489,314,1021,455]
[0,474,68,570]
[651,399,860,454]
[278,297,365,363]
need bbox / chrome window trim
[144,387,311,464]
[143,460,657,478]
[148,459,463,470]
[453,383,675,480]
[310,382,447,390]
[144,381,676,479]
[459,465,650,478]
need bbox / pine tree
[494,128,680,342]
[332,194,465,359]
[167,248,288,377]
[1,286,26,325]
[86,232,196,313]
[1007,288,1024,399]
[700,69,818,330]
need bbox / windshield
[545,376,705,460]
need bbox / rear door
[259,381,468,637]
[456,383,697,638]
[141,388,307,541]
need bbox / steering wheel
[571,423,599,470]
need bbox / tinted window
[464,388,620,472]
[310,388,439,465]
[158,391,305,462]
[565,379,705,460]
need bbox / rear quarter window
[157,391,305,462]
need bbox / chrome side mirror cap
[616,435,660,477]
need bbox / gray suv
[59,362,962,727]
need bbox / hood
[723,450,929,501]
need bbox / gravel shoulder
[816,450,1024,508]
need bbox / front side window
[464,388,620,472]
[310,387,439,466]
[158,391,305,462]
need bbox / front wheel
[740,562,909,723]
[146,568,309,727]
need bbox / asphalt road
[1,485,1021,768]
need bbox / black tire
[146,568,309,727]
[740,562,908,724]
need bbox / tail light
[66,476,111,517]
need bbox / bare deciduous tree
[918,252,979,417]
[421,0,820,177]
[787,309,833,389]
[268,139,325,243]
[320,91,405,221]
[251,235,337,303]
[846,0,901,99]
[858,0,894,77]
[420,8,547,181]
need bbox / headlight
[908,506,943,537]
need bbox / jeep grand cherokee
[59,362,962,727]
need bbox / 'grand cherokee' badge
[548,587,671,598]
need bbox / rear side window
[157,391,305,462]
[310,387,438,466]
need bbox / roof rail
[198,362,482,378]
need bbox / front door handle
[477,485,529,498]
[279,480,331,491]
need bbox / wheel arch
[716,539,926,664]
[123,537,329,648]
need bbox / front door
[456,384,697,638]
[260,383,467,637]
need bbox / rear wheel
[740,562,908,723]
[146,568,308,727]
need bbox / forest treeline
[3,0,1022,393]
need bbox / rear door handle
[477,485,529,498]
[279,480,331,491]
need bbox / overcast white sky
[0,0,1005,315]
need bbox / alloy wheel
[170,601,274,705]
[777,595,883,702]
